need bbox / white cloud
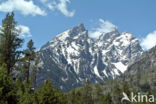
[141,30,156,50]
[89,19,117,39]
[57,0,75,17]
[0,25,32,38]
[0,0,46,16]
[46,1,56,11]
[40,0,75,17]
[17,25,32,38]
[0,0,74,17]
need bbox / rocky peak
[67,23,87,37]
[54,24,87,40]
[38,24,144,92]
[126,45,156,76]
[71,24,86,33]
[98,28,120,41]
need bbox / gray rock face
[126,45,156,76]
[37,24,143,91]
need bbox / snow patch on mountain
[38,24,143,91]
[113,62,127,73]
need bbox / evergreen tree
[38,80,68,104]
[123,82,130,96]
[68,89,82,104]
[112,83,122,104]
[0,12,23,75]
[103,93,112,104]
[95,84,105,104]
[22,39,36,84]
[38,80,57,104]
[81,80,94,104]
[30,53,41,88]
[54,89,67,104]
[0,65,17,104]
[16,40,39,104]
[17,82,38,104]
[15,77,25,102]
[121,82,131,104]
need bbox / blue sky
[0,0,156,50]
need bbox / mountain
[37,24,143,91]
[123,46,156,92]
[100,45,156,97]
[69,46,156,104]
[125,45,156,76]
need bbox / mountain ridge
[37,24,143,91]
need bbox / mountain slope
[103,45,156,95]
[37,24,143,91]
[125,45,156,76]
[68,45,156,104]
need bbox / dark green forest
[0,13,156,104]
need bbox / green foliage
[122,82,130,97]
[38,80,67,104]
[103,93,112,104]
[54,89,68,104]
[94,84,105,104]
[68,89,82,104]
[17,82,38,104]
[38,80,55,104]
[0,65,17,104]
[22,39,36,83]
[0,12,23,75]
[81,80,94,104]
[112,83,122,104]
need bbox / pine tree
[81,80,94,104]
[0,12,24,75]
[112,83,122,104]
[38,80,56,104]
[54,89,67,104]
[16,40,38,104]
[103,93,112,104]
[17,82,38,104]
[68,89,77,104]
[68,88,82,104]
[15,73,39,104]
[15,77,25,102]
[38,80,67,104]
[95,84,105,104]
[123,82,130,97]
[22,39,36,84]
[30,53,41,88]
[0,65,17,104]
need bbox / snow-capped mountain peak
[55,24,86,40]
[38,24,143,91]
[98,28,120,41]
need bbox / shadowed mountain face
[37,24,143,92]
[71,46,156,104]
[125,45,156,76]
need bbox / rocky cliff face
[37,24,143,91]
[125,45,156,76]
